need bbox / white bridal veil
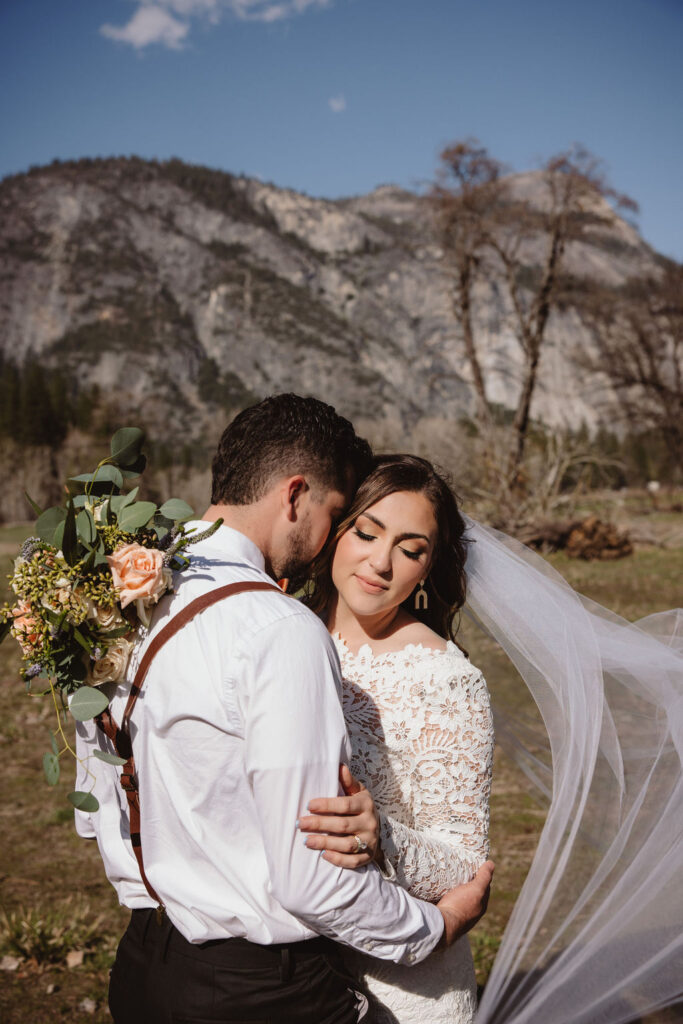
[463,520,682,1024]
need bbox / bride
[300,453,493,1023]
[299,452,683,1024]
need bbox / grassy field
[0,505,680,1023]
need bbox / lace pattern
[337,638,494,900]
[336,637,494,1023]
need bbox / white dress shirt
[74,523,444,964]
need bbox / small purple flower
[20,537,41,561]
[92,647,103,661]
[26,663,42,678]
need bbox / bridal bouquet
[0,427,218,810]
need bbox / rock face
[0,157,667,449]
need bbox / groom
[83,394,493,1023]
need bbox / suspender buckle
[120,772,138,792]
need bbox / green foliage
[67,791,100,812]
[42,751,60,786]
[159,498,193,522]
[116,501,156,532]
[68,687,110,722]
[92,750,126,767]
[0,897,111,965]
[156,158,277,229]
[0,353,83,448]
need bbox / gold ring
[353,835,369,854]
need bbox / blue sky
[2,0,682,260]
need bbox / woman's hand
[297,765,381,868]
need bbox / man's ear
[283,476,308,521]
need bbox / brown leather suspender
[95,580,284,908]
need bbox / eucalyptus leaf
[62,499,79,567]
[67,791,99,813]
[25,491,43,517]
[120,486,139,510]
[93,749,127,767]
[110,488,139,513]
[69,465,123,497]
[117,501,157,532]
[72,494,89,508]
[50,731,59,756]
[36,506,66,543]
[80,545,98,572]
[159,499,194,522]
[91,465,124,489]
[53,521,65,550]
[0,619,11,645]
[120,454,147,479]
[76,509,97,545]
[110,427,145,467]
[43,751,60,786]
[69,686,109,721]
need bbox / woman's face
[331,490,438,619]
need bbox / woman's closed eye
[400,548,422,561]
[353,527,376,542]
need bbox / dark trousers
[109,909,370,1024]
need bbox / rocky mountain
[0,156,667,461]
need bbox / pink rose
[107,543,169,610]
[11,600,41,653]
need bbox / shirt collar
[184,520,267,574]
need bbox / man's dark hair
[211,394,372,505]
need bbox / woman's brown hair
[303,454,470,643]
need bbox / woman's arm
[298,764,381,867]
[300,662,494,901]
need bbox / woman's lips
[354,573,388,594]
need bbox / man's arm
[242,611,445,965]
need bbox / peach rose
[11,600,41,653]
[89,638,133,686]
[107,543,170,611]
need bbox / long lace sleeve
[339,642,494,903]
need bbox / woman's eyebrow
[361,512,429,544]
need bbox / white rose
[89,638,133,686]
[89,602,126,631]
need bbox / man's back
[76,522,443,962]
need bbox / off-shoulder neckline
[331,632,462,662]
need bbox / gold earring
[414,579,428,611]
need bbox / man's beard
[274,515,315,585]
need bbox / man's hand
[436,861,494,948]
[296,765,380,868]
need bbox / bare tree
[578,263,683,477]
[431,141,638,488]
[430,141,504,428]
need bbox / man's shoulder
[158,565,325,643]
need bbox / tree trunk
[457,258,491,426]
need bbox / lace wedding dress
[335,636,494,1024]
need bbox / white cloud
[101,6,190,49]
[100,0,331,49]
[328,93,346,113]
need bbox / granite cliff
[0,156,667,472]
